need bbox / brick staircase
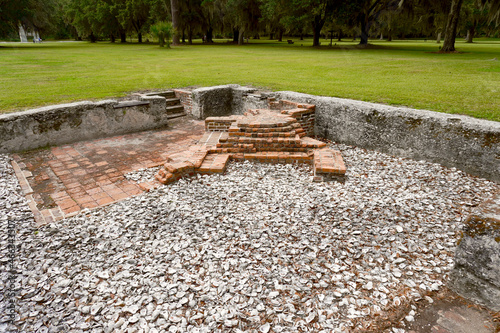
[143,91,186,119]
[155,101,346,185]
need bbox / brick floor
[11,117,205,225]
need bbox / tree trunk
[89,32,97,43]
[238,29,245,45]
[188,28,193,45]
[182,29,186,43]
[120,32,126,43]
[233,28,239,42]
[436,32,441,43]
[278,29,283,42]
[312,29,320,46]
[170,0,180,45]
[337,29,342,41]
[138,32,142,43]
[110,34,115,43]
[206,27,213,43]
[441,0,464,52]
[466,25,475,43]
[269,32,274,40]
[387,29,392,41]
[359,15,369,45]
[312,14,325,47]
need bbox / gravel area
[125,167,161,184]
[0,144,498,333]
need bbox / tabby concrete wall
[0,96,168,153]
[2,85,498,183]
[190,85,268,118]
[276,91,500,183]
[449,192,500,311]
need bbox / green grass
[0,38,499,121]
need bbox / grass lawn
[0,38,499,121]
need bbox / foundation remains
[155,101,346,184]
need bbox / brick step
[227,136,302,145]
[217,142,307,150]
[281,108,315,116]
[229,130,298,138]
[160,91,176,99]
[198,154,230,174]
[198,132,226,148]
[229,132,298,139]
[165,98,181,107]
[237,144,307,151]
[156,169,182,184]
[142,91,176,99]
[167,112,187,120]
[313,149,346,176]
[301,137,327,148]
[218,132,229,142]
[229,122,301,134]
[216,143,254,149]
[237,119,297,129]
[269,100,315,111]
[208,148,256,154]
[209,147,310,154]
[166,105,184,115]
[232,152,313,163]
[155,148,208,184]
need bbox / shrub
[150,21,173,47]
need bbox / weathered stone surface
[276,91,500,182]
[0,96,169,153]
[449,192,500,311]
[233,86,267,114]
[191,85,234,119]
[113,101,150,109]
[190,85,266,119]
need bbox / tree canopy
[1,0,499,49]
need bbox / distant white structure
[19,24,28,43]
[18,24,41,43]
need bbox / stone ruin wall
[0,84,498,184]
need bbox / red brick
[66,188,85,197]
[62,205,81,215]
[126,188,143,196]
[73,169,87,176]
[91,191,110,200]
[75,195,94,205]
[109,191,128,201]
[81,201,99,209]
[96,197,115,206]
[51,191,68,199]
